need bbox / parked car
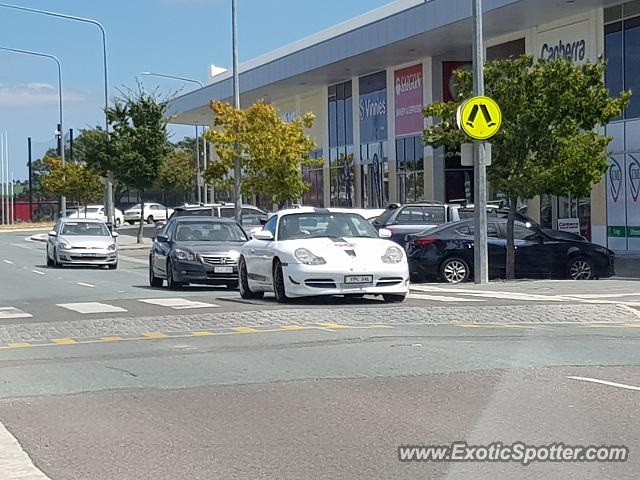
[46,218,119,269]
[124,203,173,224]
[149,216,248,289]
[371,202,451,246]
[327,207,386,222]
[405,218,614,283]
[166,203,267,230]
[66,205,125,228]
[238,207,409,303]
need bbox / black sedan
[406,219,615,283]
[149,216,248,289]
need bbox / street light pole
[472,0,489,284]
[138,72,206,204]
[0,45,65,217]
[0,3,111,223]
[232,0,242,223]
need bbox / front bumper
[58,248,117,265]
[282,262,409,298]
[172,259,238,284]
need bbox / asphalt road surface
[1,229,640,480]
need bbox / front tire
[383,294,406,303]
[239,257,264,299]
[166,260,183,290]
[568,256,594,280]
[46,249,54,267]
[440,257,470,283]
[146,215,155,224]
[52,248,61,268]
[272,259,288,303]
[115,218,121,228]
[149,260,163,287]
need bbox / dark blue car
[406,218,615,283]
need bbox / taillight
[411,237,436,247]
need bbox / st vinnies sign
[457,96,502,141]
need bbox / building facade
[167,0,640,253]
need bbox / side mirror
[112,232,119,238]
[48,230,57,237]
[378,228,392,239]
[253,230,274,241]
[156,233,169,242]
[259,216,268,226]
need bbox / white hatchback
[238,208,409,303]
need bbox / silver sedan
[46,218,119,269]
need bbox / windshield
[278,213,379,240]
[174,221,247,242]
[61,222,110,237]
[86,207,101,213]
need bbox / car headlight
[381,246,403,264]
[227,251,240,264]
[294,248,326,265]
[59,242,72,250]
[108,243,116,251]
[174,249,196,261]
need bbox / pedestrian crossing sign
[457,96,502,140]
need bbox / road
[1,229,640,479]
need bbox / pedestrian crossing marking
[51,338,77,345]
[101,336,123,341]
[7,342,31,348]
[0,307,33,319]
[57,302,128,314]
[191,331,215,336]
[138,298,220,310]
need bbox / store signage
[629,154,640,202]
[359,72,387,144]
[395,64,424,136]
[540,39,587,63]
[609,157,623,203]
[557,218,581,235]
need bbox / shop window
[396,135,425,204]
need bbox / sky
[0,0,393,181]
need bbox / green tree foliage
[155,148,197,202]
[204,101,321,208]
[40,155,103,207]
[423,56,630,278]
[106,86,172,242]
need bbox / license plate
[83,253,99,257]
[214,266,233,273]
[344,275,373,284]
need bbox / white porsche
[238,208,409,303]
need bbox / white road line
[0,307,33,319]
[409,293,485,302]
[3,259,13,264]
[138,298,220,309]
[57,302,127,314]
[11,243,33,250]
[0,420,52,479]
[564,293,640,299]
[568,376,640,392]
[31,269,45,276]
[76,282,95,288]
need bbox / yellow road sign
[457,96,502,140]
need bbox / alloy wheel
[569,259,593,280]
[443,259,468,283]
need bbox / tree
[40,155,103,209]
[106,85,172,242]
[155,148,197,208]
[423,56,630,279]
[204,101,321,208]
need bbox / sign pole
[472,0,489,284]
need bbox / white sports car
[238,208,409,303]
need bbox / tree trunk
[137,191,144,244]
[505,196,518,280]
